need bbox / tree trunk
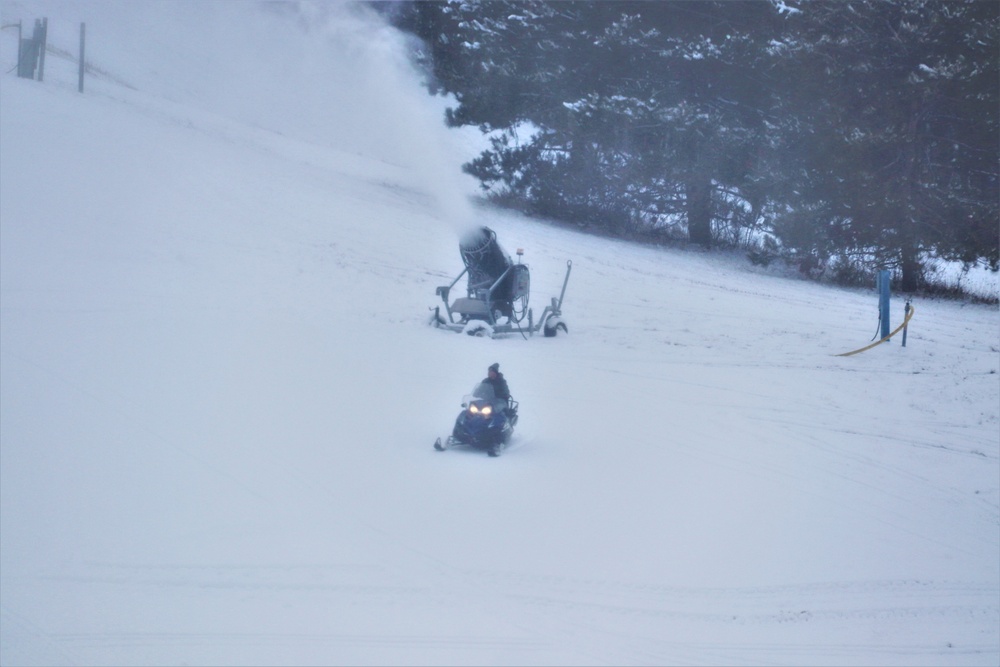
[686,178,713,248]
[899,102,922,294]
[900,244,921,293]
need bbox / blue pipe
[878,270,891,341]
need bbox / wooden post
[14,21,21,75]
[78,23,86,92]
[17,20,39,79]
[36,17,47,82]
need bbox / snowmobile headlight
[480,405,493,416]
[469,404,479,414]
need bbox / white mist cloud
[0,0,481,227]
[308,1,481,225]
[257,0,482,227]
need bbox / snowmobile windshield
[471,381,497,401]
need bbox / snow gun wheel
[463,321,494,337]
[543,316,568,337]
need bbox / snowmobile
[434,381,519,457]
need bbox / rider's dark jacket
[485,373,510,402]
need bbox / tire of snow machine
[463,321,493,337]
[543,318,568,337]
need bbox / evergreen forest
[379,1,999,294]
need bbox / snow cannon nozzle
[459,226,511,294]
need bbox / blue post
[878,269,891,341]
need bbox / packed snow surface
[1,2,998,665]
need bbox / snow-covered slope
[1,2,998,665]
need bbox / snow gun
[430,226,572,338]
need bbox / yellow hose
[835,306,915,357]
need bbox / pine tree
[770,0,999,289]
[383,0,998,288]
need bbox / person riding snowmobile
[484,363,512,415]
[434,363,518,456]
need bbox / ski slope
[1,2,998,665]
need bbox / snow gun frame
[430,226,572,338]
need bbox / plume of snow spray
[293,1,480,229]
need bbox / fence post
[878,269,891,342]
[17,21,38,79]
[10,21,22,75]
[18,18,47,80]
[36,17,47,81]
[78,23,86,92]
